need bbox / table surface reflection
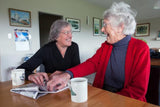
[0,81,159,107]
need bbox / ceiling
[83,0,160,21]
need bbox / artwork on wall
[93,17,100,36]
[134,23,150,37]
[66,17,80,32]
[101,19,106,36]
[9,8,31,27]
[158,31,160,38]
[156,31,160,40]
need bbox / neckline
[113,35,131,47]
[55,42,68,59]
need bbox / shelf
[156,37,160,40]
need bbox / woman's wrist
[28,74,32,81]
[63,72,71,80]
[65,70,73,79]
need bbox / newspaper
[10,83,69,99]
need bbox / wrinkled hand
[28,72,49,86]
[47,72,71,91]
[49,71,63,80]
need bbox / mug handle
[11,72,16,79]
[67,80,76,96]
[67,80,71,90]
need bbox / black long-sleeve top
[17,41,80,80]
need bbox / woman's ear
[117,23,124,34]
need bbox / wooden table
[151,58,160,66]
[0,81,159,107]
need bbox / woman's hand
[49,71,63,80]
[47,72,71,91]
[28,72,49,86]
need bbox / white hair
[103,2,137,35]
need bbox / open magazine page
[10,83,69,99]
[38,85,69,93]
[11,83,39,91]
[11,90,40,99]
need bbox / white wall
[0,50,1,81]
[0,0,105,81]
[134,18,160,48]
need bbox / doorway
[39,12,63,47]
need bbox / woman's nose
[101,27,104,33]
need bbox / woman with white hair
[17,19,80,85]
[47,2,150,102]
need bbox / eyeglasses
[103,23,110,27]
[60,31,72,35]
[103,23,107,27]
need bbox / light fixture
[154,0,160,9]
[86,16,89,25]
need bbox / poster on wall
[14,29,30,51]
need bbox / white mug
[11,69,25,86]
[68,77,88,103]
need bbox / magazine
[10,83,69,99]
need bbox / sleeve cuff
[65,70,73,79]
[25,70,34,80]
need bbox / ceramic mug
[11,69,25,86]
[68,77,88,103]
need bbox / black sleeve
[71,43,80,67]
[17,48,44,80]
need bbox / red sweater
[68,37,150,102]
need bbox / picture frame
[134,23,150,37]
[9,8,31,27]
[101,19,106,36]
[93,17,101,36]
[65,17,80,32]
[158,31,160,38]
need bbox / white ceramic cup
[68,77,88,103]
[11,69,25,86]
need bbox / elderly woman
[48,2,150,102]
[17,20,80,85]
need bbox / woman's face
[101,19,126,44]
[56,25,72,47]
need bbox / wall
[134,18,160,48]
[0,51,1,81]
[0,0,105,81]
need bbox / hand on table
[47,71,71,91]
[28,72,49,86]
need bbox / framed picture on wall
[66,17,80,32]
[158,31,160,38]
[134,23,150,37]
[8,8,31,27]
[93,17,101,36]
[101,19,106,37]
